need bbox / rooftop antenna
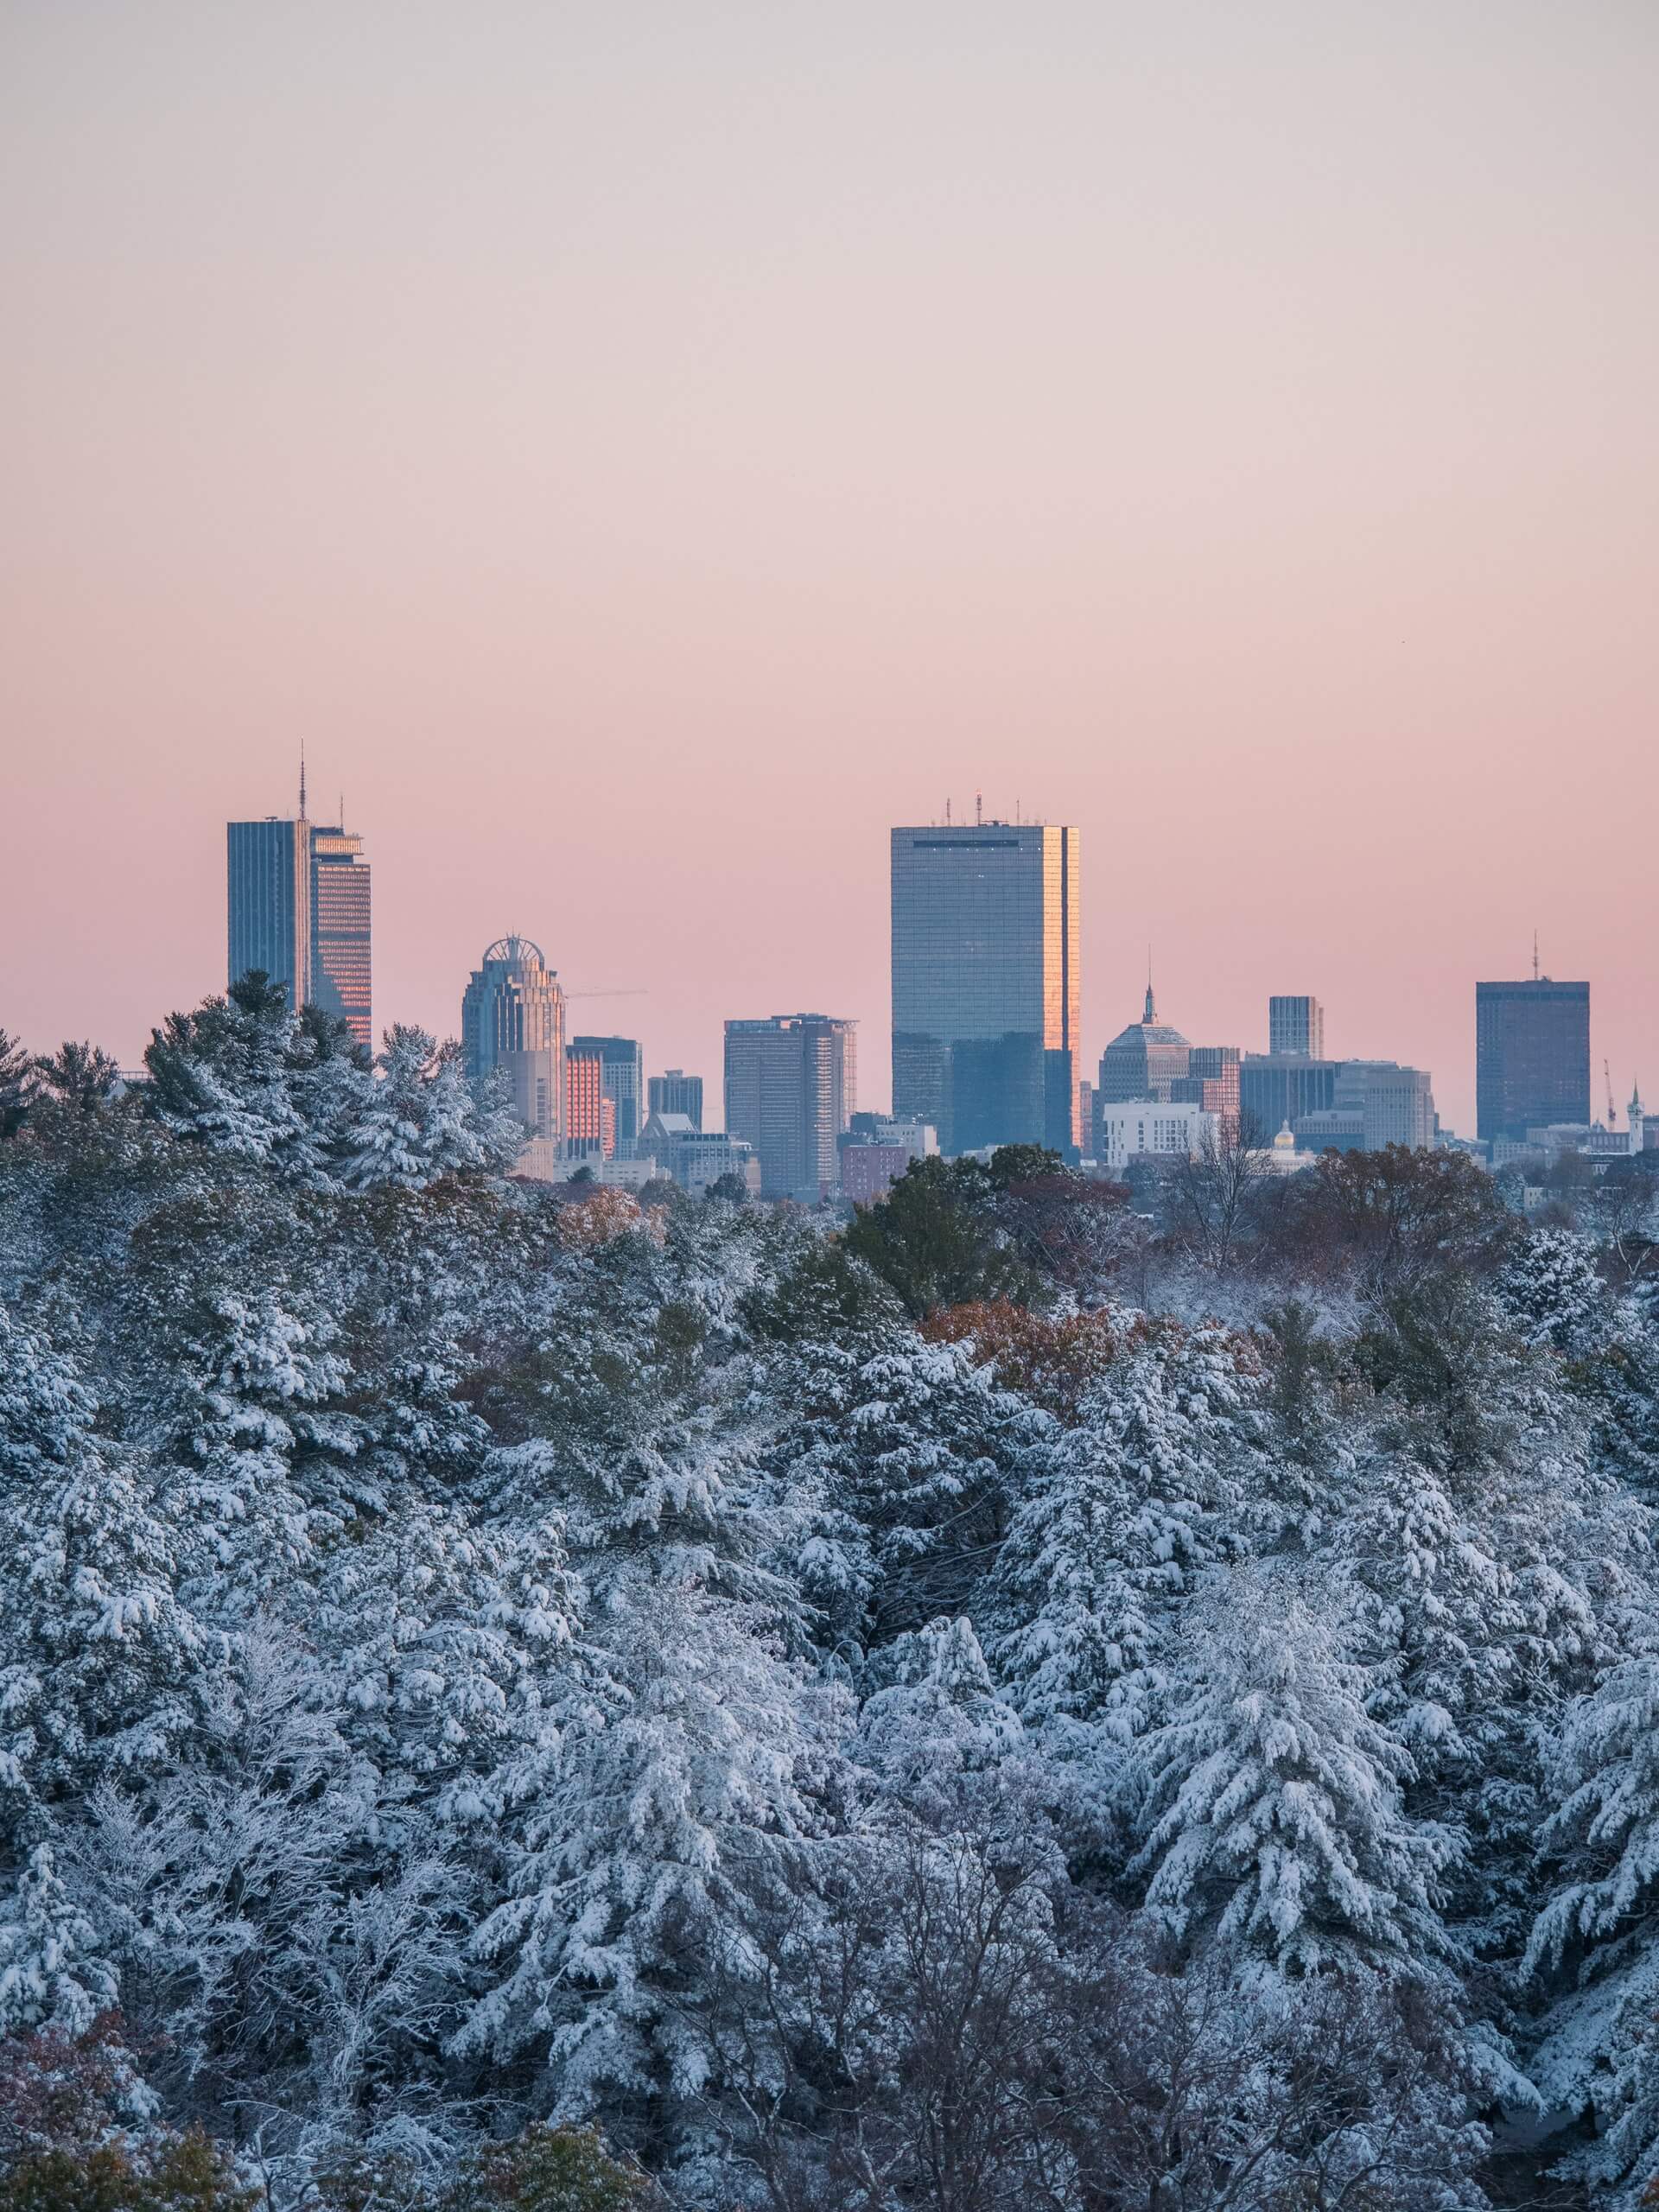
[1015,797,1021,823]
[338,790,344,830]
[976,789,982,827]
[1532,929,1540,982]
[945,796,952,825]
[299,742,308,819]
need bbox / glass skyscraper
[569,1035,645,1154]
[461,935,565,1144]
[227,802,372,1051]
[1476,978,1591,1141]
[890,821,1081,1157]
[724,1014,856,1198]
[227,817,311,1009]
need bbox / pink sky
[3,2,1656,1135]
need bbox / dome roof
[1103,987,1189,1053]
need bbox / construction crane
[1605,1058,1618,1128]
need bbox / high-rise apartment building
[891,820,1081,1157]
[565,1042,617,1160]
[461,935,565,1145]
[724,1014,856,1198]
[649,1069,704,1129]
[1269,995,1324,1058]
[227,787,372,1050]
[569,1036,644,1156]
[309,824,372,1051]
[1477,978,1591,1143]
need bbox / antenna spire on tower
[1532,929,1540,982]
[299,743,308,820]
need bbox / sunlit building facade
[570,1035,644,1155]
[1269,995,1325,1058]
[565,1043,617,1160]
[891,821,1081,1157]
[309,824,372,1051]
[461,935,565,1146]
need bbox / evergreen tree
[1132,1580,1460,1978]
[340,1027,494,1191]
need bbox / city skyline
[29,773,1659,1143]
[3,4,1656,1129]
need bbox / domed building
[1096,985,1191,1104]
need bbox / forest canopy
[3,990,1659,2209]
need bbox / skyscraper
[461,935,565,1145]
[309,823,372,1051]
[724,1014,856,1198]
[227,776,372,1048]
[1096,987,1191,1104]
[227,817,311,1009]
[891,820,1081,1157]
[565,1041,616,1160]
[569,1036,644,1155]
[1269,995,1324,1058]
[649,1069,704,1129]
[1476,976,1591,1142]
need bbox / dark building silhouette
[1240,1053,1339,1140]
[1477,977,1591,1142]
[649,1068,703,1129]
[725,1014,856,1198]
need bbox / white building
[1092,1098,1217,1172]
[638,1111,762,1197]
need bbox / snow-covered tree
[0,1844,118,2034]
[340,1027,498,1192]
[456,1578,839,2141]
[1132,1579,1460,1978]
[988,1315,1262,1755]
[1497,1226,1609,1353]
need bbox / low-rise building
[839,1117,938,1204]
[638,1111,761,1197]
[1092,1097,1217,1172]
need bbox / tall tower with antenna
[226,767,372,1048]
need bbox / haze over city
[3,2,1657,1132]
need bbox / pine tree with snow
[340,1027,495,1192]
[143,972,322,1177]
[0,1027,40,1139]
[1525,1640,1659,2190]
[1497,1226,1609,1354]
[853,1615,1027,1823]
[988,1314,1263,1753]
[152,1281,371,1609]
[1132,1578,1460,1978]
[0,1843,118,2034]
[455,1577,839,2141]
